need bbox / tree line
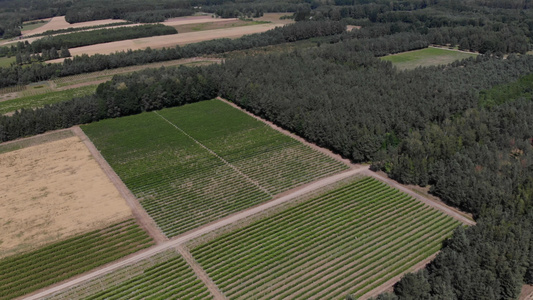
[0,20,346,88]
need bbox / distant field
[21,20,49,32]
[60,23,278,58]
[47,250,212,299]
[82,99,348,237]
[192,176,461,299]
[381,47,477,70]
[53,58,220,87]
[0,219,153,299]
[0,85,96,114]
[173,19,270,33]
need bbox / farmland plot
[0,219,153,299]
[82,99,347,237]
[191,177,461,299]
[46,250,211,300]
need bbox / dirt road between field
[71,126,168,244]
[23,166,368,300]
[176,246,226,300]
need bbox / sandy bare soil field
[163,16,238,26]
[0,134,132,258]
[21,16,128,36]
[60,23,278,57]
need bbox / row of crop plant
[82,100,347,237]
[0,219,153,299]
[191,177,460,299]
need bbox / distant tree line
[30,24,177,53]
[0,21,345,88]
[24,22,134,39]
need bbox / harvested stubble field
[381,46,477,70]
[45,250,211,300]
[0,219,153,300]
[82,99,348,237]
[0,131,133,258]
[191,176,461,299]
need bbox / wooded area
[0,0,532,299]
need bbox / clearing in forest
[82,99,348,237]
[381,47,477,70]
[0,130,132,258]
[44,250,212,300]
[0,85,96,115]
[191,176,461,299]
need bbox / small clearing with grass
[0,85,96,115]
[0,131,132,258]
[82,99,348,237]
[191,176,461,299]
[381,47,477,70]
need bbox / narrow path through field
[153,110,273,197]
[23,166,368,300]
[72,126,168,243]
[176,246,226,300]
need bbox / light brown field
[48,23,278,59]
[21,16,128,36]
[163,15,238,26]
[0,133,132,258]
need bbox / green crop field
[381,47,477,70]
[80,252,211,300]
[82,99,348,237]
[0,57,15,68]
[0,219,153,299]
[0,85,96,115]
[45,250,211,299]
[191,177,461,299]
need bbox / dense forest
[0,0,533,299]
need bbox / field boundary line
[217,97,355,168]
[176,246,226,300]
[71,126,168,243]
[153,110,273,197]
[361,169,475,226]
[23,167,367,300]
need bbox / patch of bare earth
[0,133,132,258]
